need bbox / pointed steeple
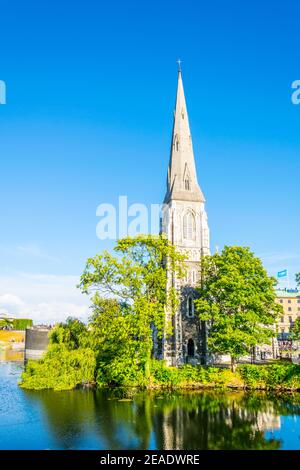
[164,68,205,204]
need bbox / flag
[277,269,288,278]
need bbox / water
[1,361,300,450]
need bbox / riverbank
[141,362,300,392]
[0,330,25,362]
[20,359,300,392]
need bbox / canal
[1,361,300,450]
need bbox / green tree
[290,317,300,341]
[12,318,33,330]
[0,318,13,330]
[195,246,282,371]
[86,297,145,386]
[20,317,96,390]
[296,273,300,287]
[79,234,185,385]
[20,345,96,391]
[50,317,88,349]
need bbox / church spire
[164,67,205,204]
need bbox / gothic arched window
[187,296,194,318]
[187,338,195,357]
[184,178,190,190]
[183,211,196,240]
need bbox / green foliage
[0,318,32,330]
[21,239,294,393]
[20,344,96,391]
[290,317,300,341]
[296,273,300,287]
[195,246,282,370]
[150,360,244,388]
[12,318,33,330]
[97,357,147,388]
[50,317,87,349]
[86,298,146,387]
[20,317,94,390]
[150,362,300,391]
[150,360,182,386]
[237,365,268,388]
[21,236,185,390]
[238,363,300,390]
[0,318,13,329]
[79,234,185,386]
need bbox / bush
[238,365,268,388]
[238,363,300,390]
[265,364,300,389]
[151,360,182,386]
[12,318,33,330]
[177,364,203,383]
[20,345,96,391]
[150,361,243,388]
[151,362,300,391]
[96,356,147,387]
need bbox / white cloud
[0,294,25,316]
[0,273,91,325]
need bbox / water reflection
[0,347,24,362]
[2,362,300,450]
[23,387,300,450]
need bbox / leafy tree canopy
[20,235,185,390]
[195,246,282,370]
[50,317,88,350]
[290,317,300,341]
[79,234,186,384]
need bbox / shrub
[20,345,96,391]
[265,364,300,389]
[151,360,181,386]
[150,361,243,388]
[97,356,147,387]
[177,364,202,383]
[238,365,268,388]
[238,363,300,390]
[12,318,33,330]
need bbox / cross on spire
[177,59,182,71]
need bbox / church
[159,67,210,366]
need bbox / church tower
[160,66,210,366]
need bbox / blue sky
[0,0,299,323]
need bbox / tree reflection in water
[23,388,300,450]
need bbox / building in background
[276,289,300,338]
[275,289,300,361]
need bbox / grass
[0,330,25,343]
